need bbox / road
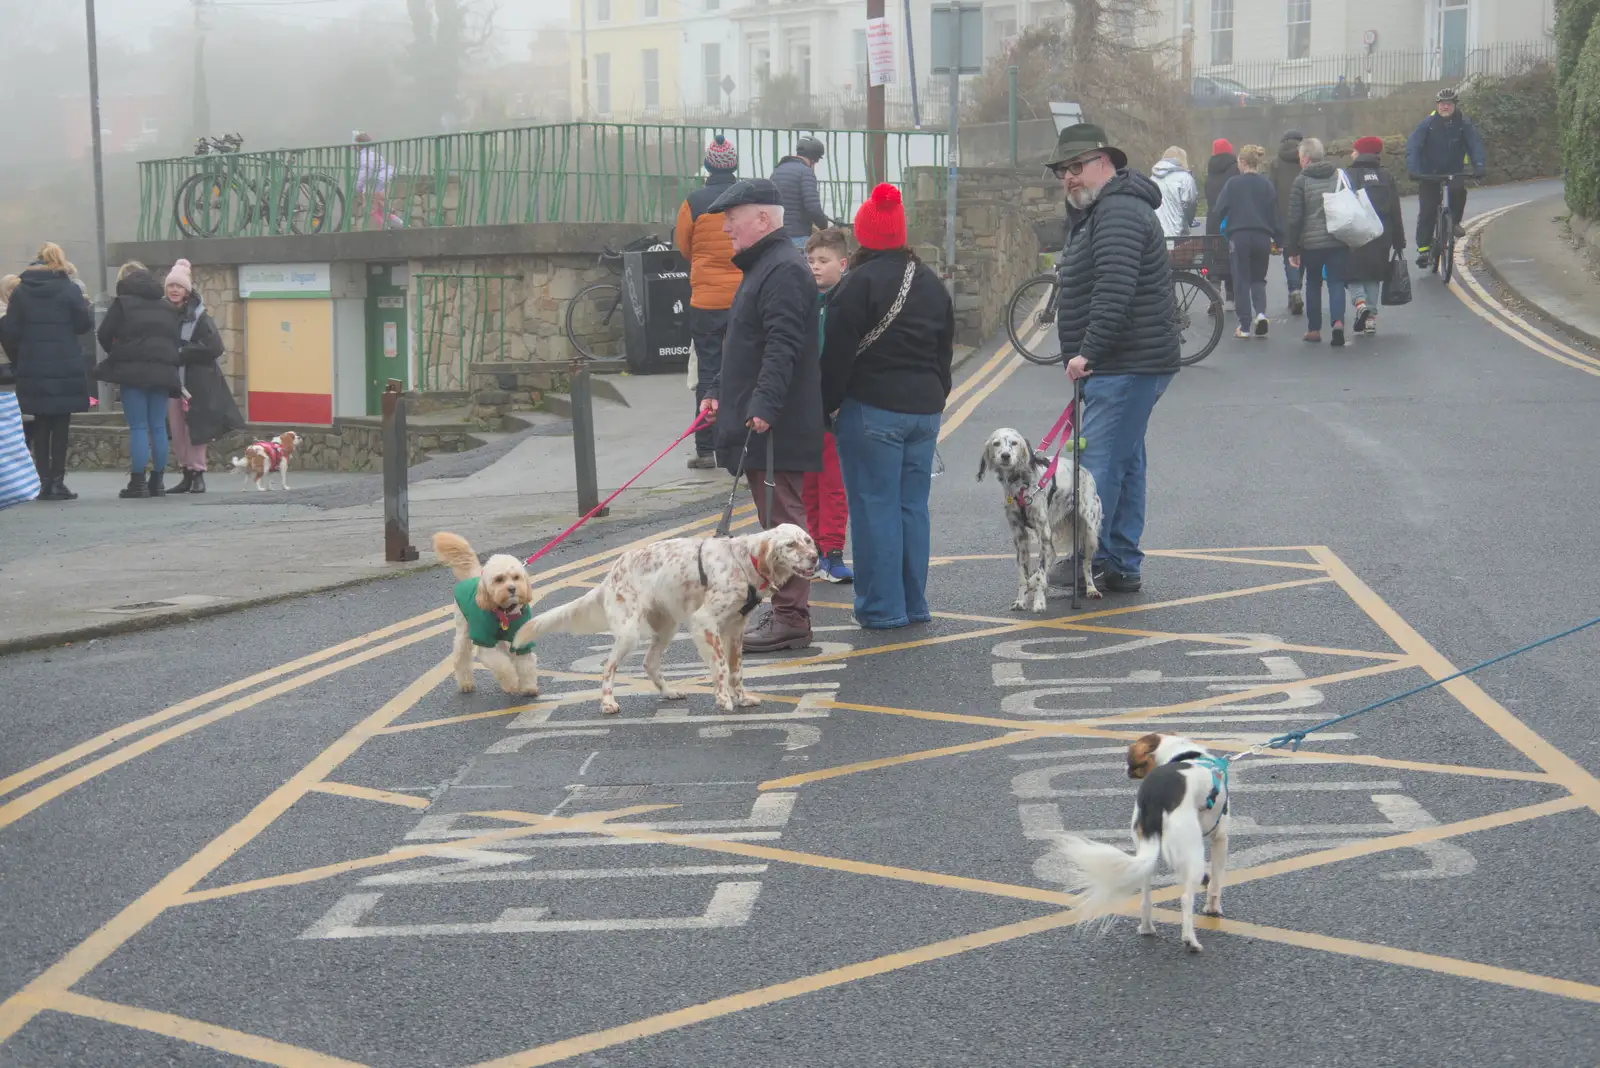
[2,179,1597,1068]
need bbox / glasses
[1051,154,1103,178]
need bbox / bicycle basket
[1167,235,1227,271]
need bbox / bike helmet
[795,135,826,162]
[1436,87,1459,103]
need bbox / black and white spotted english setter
[977,427,1104,611]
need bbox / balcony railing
[1194,39,1553,103]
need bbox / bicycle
[174,136,344,238]
[1005,236,1225,368]
[1412,173,1474,284]
[564,233,672,361]
[174,134,248,238]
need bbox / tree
[407,0,498,132]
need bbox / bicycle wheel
[1440,223,1456,285]
[1174,270,1225,367]
[565,283,624,361]
[281,177,333,235]
[304,175,346,233]
[174,172,250,238]
[1006,273,1063,366]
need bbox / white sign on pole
[866,17,897,86]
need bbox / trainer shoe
[1233,326,1251,340]
[817,549,853,583]
[687,454,716,470]
[742,613,813,653]
[1288,289,1304,316]
[1096,567,1143,594]
[1331,322,1346,348]
[1253,313,1269,337]
[1352,303,1370,333]
[1364,313,1378,335]
[1415,247,1431,268]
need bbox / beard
[1066,185,1104,211]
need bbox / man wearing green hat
[1043,123,1180,596]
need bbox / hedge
[1567,20,1600,217]
[1461,63,1562,185]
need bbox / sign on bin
[621,249,692,374]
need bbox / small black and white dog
[977,427,1103,612]
[1055,733,1232,953]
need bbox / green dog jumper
[454,578,536,654]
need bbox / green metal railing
[136,123,948,241]
[415,273,520,392]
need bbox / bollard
[569,359,609,518]
[381,379,419,562]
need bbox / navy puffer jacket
[769,157,836,239]
[1055,170,1181,376]
[0,268,94,416]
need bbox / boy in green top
[804,227,852,584]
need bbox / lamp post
[83,0,109,304]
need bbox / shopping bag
[1324,169,1384,247]
[686,340,698,391]
[1381,251,1413,306]
[0,392,40,510]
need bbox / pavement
[2,181,1598,1067]
[1478,192,1600,347]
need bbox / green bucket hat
[1045,123,1128,170]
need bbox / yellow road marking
[27,991,372,1068]
[1141,910,1600,1004]
[1312,546,1600,815]
[1085,658,1419,725]
[307,782,432,809]
[939,351,1025,443]
[0,660,454,1045]
[1152,550,1328,571]
[759,731,1052,790]
[945,342,1018,405]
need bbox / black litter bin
[621,248,692,374]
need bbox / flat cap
[707,178,783,212]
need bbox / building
[568,0,687,119]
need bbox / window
[595,0,610,21]
[703,43,723,107]
[594,52,611,114]
[642,48,660,110]
[1439,0,1469,78]
[854,29,868,89]
[1287,0,1311,60]
[643,0,659,17]
[1209,0,1233,65]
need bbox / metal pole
[903,0,921,129]
[83,0,109,304]
[943,2,961,295]
[579,0,590,118]
[381,380,419,562]
[1007,64,1018,169]
[569,359,608,518]
[866,0,887,186]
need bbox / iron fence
[414,273,520,392]
[136,122,947,241]
[1194,39,1553,103]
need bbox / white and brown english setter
[977,426,1103,611]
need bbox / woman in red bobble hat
[818,183,954,630]
[1344,135,1406,335]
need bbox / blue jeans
[122,385,169,475]
[1081,372,1173,578]
[1301,246,1348,332]
[1283,256,1304,293]
[832,398,941,628]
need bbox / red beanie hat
[1212,138,1233,155]
[854,183,906,250]
[1353,136,1384,155]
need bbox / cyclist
[770,136,841,247]
[1405,87,1485,268]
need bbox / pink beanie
[165,258,194,292]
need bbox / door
[365,263,409,415]
[1440,0,1469,80]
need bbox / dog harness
[453,578,535,654]
[252,439,286,470]
[1170,749,1231,813]
[698,540,768,616]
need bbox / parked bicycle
[1005,235,1226,368]
[174,135,345,238]
[1413,173,1473,284]
[564,234,672,361]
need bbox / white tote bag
[0,392,40,510]
[1323,169,1384,247]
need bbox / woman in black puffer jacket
[96,262,183,498]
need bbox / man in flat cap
[699,178,823,652]
[1043,123,1180,597]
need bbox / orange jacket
[674,174,742,311]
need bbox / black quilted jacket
[1055,170,1181,376]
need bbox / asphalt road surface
[3,180,1597,1068]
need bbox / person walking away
[803,227,854,584]
[1204,138,1240,303]
[1406,87,1486,267]
[674,135,742,470]
[1269,129,1305,314]
[0,243,94,501]
[820,185,952,628]
[1212,144,1282,339]
[354,132,402,230]
[1285,138,1349,347]
[1150,147,1199,238]
[95,261,183,497]
[1042,125,1180,595]
[699,178,824,652]
[770,136,839,248]
[1345,137,1407,336]
[163,259,240,492]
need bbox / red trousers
[802,431,848,554]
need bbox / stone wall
[65,410,480,473]
[468,360,570,428]
[907,166,1065,347]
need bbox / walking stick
[1070,377,1083,611]
[715,429,754,538]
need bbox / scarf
[178,296,205,389]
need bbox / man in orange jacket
[674,136,742,468]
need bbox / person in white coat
[1150,146,1199,238]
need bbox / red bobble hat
[853,183,906,250]
[1212,138,1234,155]
[704,134,739,172]
[1353,136,1384,155]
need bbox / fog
[0,0,569,288]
